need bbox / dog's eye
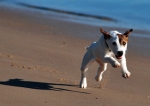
[112,42,116,45]
[123,42,126,45]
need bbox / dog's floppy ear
[100,28,111,39]
[124,29,133,37]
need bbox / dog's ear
[124,29,133,37]
[100,28,111,39]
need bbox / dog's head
[100,28,133,60]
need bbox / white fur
[80,29,131,89]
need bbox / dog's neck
[104,37,111,51]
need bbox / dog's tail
[85,46,89,50]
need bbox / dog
[80,28,133,88]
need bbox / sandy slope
[0,6,150,106]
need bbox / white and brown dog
[80,28,133,88]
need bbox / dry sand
[0,6,150,106]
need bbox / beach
[0,5,150,106]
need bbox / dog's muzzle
[116,51,123,59]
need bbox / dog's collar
[105,40,111,51]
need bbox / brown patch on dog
[100,28,111,39]
[124,29,133,37]
[117,34,128,46]
[117,29,133,45]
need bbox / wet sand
[0,6,150,106]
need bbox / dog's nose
[118,51,123,56]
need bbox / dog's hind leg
[80,52,94,89]
[95,60,107,82]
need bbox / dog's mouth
[115,51,123,60]
[115,55,122,60]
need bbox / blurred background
[0,0,150,31]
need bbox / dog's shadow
[0,78,90,94]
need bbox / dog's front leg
[104,56,120,68]
[120,56,131,78]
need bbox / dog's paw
[80,78,87,89]
[122,72,131,79]
[95,75,102,82]
[112,61,120,68]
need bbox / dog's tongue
[117,56,122,59]
[116,55,122,59]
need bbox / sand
[0,6,150,106]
